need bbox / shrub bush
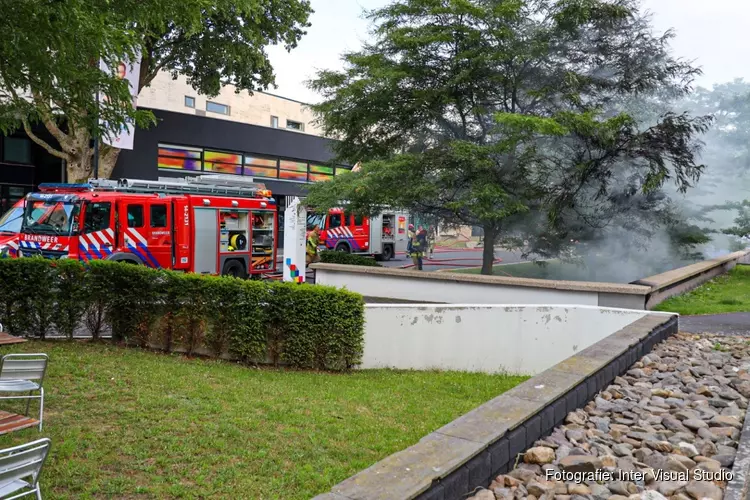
[319,250,382,267]
[0,258,365,371]
[53,260,88,340]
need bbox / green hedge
[0,258,365,371]
[319,250,382,267]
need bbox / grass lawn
[653,265,750,316]
[0,341,526,499]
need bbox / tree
[305,0,710,275]
[0,0,312,182]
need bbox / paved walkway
[680,312,750,336]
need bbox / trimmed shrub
[88,261,163,346]
[53,259,88,340]
[0,258,26,334]
[319,250,381,267]
[3,257,365,371]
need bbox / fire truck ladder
[87,174,270,198]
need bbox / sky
[265,0,750,104]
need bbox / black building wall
[115,108,344,198]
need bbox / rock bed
[469,333,750,500]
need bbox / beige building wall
[138,72,325,137]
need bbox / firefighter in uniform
[408,224,427,270]
[306,225,321,265]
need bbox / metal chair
[0,355,48,431]
[0,438,51,499]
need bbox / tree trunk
[23,112,122,182]
[66,146,121,182]
[481,224,497,275]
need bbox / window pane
[354,214,364,225]
[204,150,241,175]
[127,205,144,228]
[244,156,278,178]
[158,145,202,171]
[205,162,241,175]
[158,157,202,171]
[204,151,241,164]
[206,101,229,115]
[271,116,279,128]
[279,169,307,182]
[329,214,342,228]
[245,166,277,178]
[150,205,167,228]
[286,120,303,131]
[83,202,111,233]
[279,160,307,172]
[184,96,195,108]
[3,137,31,164]
[310,164,334,175]
[245,156,277,168]
[308,172,333,182]
[335,166,351,176]
[158,145,202,159]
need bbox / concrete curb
[725,400,750,500]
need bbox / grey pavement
[679,313,750,336]
[381,247,526,272]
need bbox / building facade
[0,81,344,239]
[138,72,324,136]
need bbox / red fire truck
[306,207,409,261]
[0,199,24,258]
[16,175,278,278]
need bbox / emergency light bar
[38,183,93,192]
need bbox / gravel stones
[525,447,556,465]
[467,333,748,500]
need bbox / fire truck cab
[17,175,278,278]
[0,199,24,258]
[307,207,409,261]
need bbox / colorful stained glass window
[310,164,334,175]
[279,169,307,182]
[158,144,203,171]
[309,172,333,182]
[335,166,352,176]
[279,160,307,172]
[244,156,278,178]
[204,150,242,175]
[279,159,308,182]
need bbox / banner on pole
[283,197,307,283]
[99,52,141,150]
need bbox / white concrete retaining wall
[313,264,650,309]
[362,304,675,375]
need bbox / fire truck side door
[145,201,172,269]
[80,201,114,260]
[353,213,369,253]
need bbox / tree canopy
[305,0,711,274]
[0,0,312,181]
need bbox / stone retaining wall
[312,313,677,500]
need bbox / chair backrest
[0,354,48,385]
[0,438,51,488]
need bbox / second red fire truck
[16,175,278,278]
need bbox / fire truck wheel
[334,242,351,253]
[222,259,247,279]
[381,244,394,261]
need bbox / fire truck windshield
[22,200,80,235]
[306,213,325,230]
[0,206,23,234]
